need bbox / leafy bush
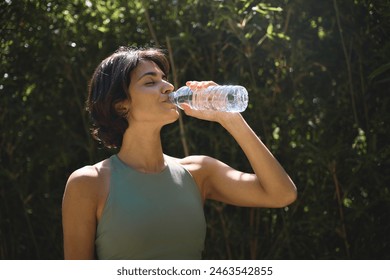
[1,0,389,259]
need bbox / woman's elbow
[278,186,298,207]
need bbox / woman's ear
[114,100,130,117]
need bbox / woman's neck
[117,124,166,173]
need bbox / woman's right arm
[62,167,99,259]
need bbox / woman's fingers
[185,81,218,90]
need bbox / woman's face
[126,60,178,126]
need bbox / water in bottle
[168,85,248,112]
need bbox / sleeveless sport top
[95,154,206,259]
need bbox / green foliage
[1,0,389,259]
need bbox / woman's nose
[162,80,174,94]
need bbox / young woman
[62,47,297,260]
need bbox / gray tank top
[95,154,206,259]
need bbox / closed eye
[145,80,156,85]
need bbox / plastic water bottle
[169,85,248,112]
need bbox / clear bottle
[169,85,248,112]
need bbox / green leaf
[368,63,390,82]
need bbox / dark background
[1,0,389,259]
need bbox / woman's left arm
[181,81,297,208]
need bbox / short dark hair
[86,46,170,149]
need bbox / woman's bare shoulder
[64,159,111,197]
[170,155,218,170]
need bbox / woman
[62,46,297,260]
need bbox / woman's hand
[180,81,241,125]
